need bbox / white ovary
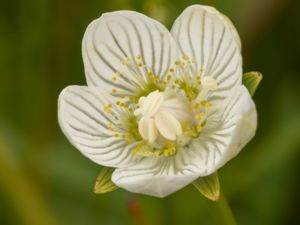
[134,90,189,143]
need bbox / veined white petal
[111,155,199,197]
[154,110,182,141]
[82,10,179,94]
[138,116,158,143]
[186,85,257,175]
[171,5,242,101]
[58,86,136,167]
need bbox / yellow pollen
[201,100,212,107]
[195,112,205,120]
[121,57,131,66]
[175,61,181,66]
[112,76,117,81]
[182,55,189,61]
[167,75,172,81]
[196,123,203,133]
[114,133,119,138]
[115,70,122,76]
[112,89,117,94]
[169,68,175,73]
[194,102,200,109]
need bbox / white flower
[58,5,257,197]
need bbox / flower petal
[171,5,242,101]
[188,85,257,175]
[82,10,178,95]
[111,154,199,197]
[58,85,136,167]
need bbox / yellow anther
[103,104,113,114]
[174,79,180,84]
[169,68,175,73]
[115,70,122,76]
[154,151,162,156]
[165,141,175,148]
[201,100,212,107]
[136,55,142,60]
[196,123,203,133]
[194,102,200,109]
[167,75,172,81]
[116,101,120,105]
[138,62,144,67]
[182,121,189,132]
[149,74,155,81]
[112,88,117,94]
[114,133,119,138]
[132,142,145,155]
[195,112,205,120]
[182,55,189,61]
[121,57,131,66]
[196,76,201,81]
[175,61,181,66]
[200,67,204,73]
[121,134,126,139]
[112,76,117,81]
[188,130,197,137]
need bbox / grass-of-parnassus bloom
[58,5,257,197]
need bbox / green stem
[210,192,238,225]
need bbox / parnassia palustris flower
[58,5,257,197]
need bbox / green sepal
[192,172,220,201]
[242,71,263,96]
[94,167,118,194]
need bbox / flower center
[134,90,189,144]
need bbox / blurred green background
[1,0,300,224]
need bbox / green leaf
[94,167,118,194]
[192,172,220,201]
[242,71,263,96]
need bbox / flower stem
[210,192,238,225]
